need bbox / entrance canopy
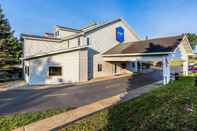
[102,35,193,85]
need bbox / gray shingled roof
[56,25,81,32]
[103,35,184,55]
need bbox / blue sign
[116,27,124,43]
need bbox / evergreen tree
[186,33,197,49]
[0,5,22,81]
[0,5,21,69]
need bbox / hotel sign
[116,27,124,43]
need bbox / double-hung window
[78,38,81,46]
[86,37,90,45]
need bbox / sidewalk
[13,80,162,131]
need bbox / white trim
[173,35,193,55]
[22,36,61,42]
[23,46,88,60]
[183,35,194,52]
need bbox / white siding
[169,44,188,61]
[23,19,140,84]
[58,30,76,38]
[23,39,68,58]
[86,21,138,53]
[68,38,79,48]
[54,27,77,38]
[85,21,139,78]
[79,49,88,81]
[26,51,81,85]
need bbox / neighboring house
[21,18,193,85]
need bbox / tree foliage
[186,33,197,49]
[0,5,22,69]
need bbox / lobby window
[132,62,135,68]
[25,66,29,76]
[49,66,62,76]
[97,64,102,72]
[86,37,90,45]
[78,38,81,46]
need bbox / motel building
[21,18,193,86]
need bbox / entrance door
[137,61,141,72]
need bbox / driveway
[0,70,162,115]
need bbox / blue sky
[1,0,197,38]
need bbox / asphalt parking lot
[0,70,162,115]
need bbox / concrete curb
[13,81,162,131]
[1,74,131,92]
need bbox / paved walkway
[0,70,162,115]
[13,80,162,131]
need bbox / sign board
[116,27,124,43]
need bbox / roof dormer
[54,25,81,38]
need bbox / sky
[1,0,197,39]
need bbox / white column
[162,56,170,85]
[182,57,189,76]
[134,61,138,72]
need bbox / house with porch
[21,18,193,85]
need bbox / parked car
[191,67,197,73]
[189,63,197,72]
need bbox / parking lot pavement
[0,70,162,115]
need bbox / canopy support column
[134,61,138,72]
[162,57,170,85]
[182,57,189,76]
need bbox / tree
[0,5,22,81]
[186,33,197,49]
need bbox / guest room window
[86,37,90,45]
[49,66,62,76]
[98,64,102,72]
[132,62,135,68]
[55,31,59,37]
[78,38,81,46]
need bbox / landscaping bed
[60,77,196,131]
[0,107,70,131]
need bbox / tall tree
[0,5,21,69]
[186,33,197,49]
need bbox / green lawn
[0,107,70,131]
[60,77,197,131]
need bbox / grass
[60,77,197,131]
[0,107,70,131]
